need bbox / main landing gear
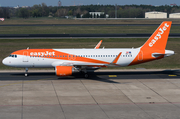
[80,70,89,78]
[25,68,28,77]
[84,73,89,78]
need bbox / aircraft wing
[52,61,107,67]
[52,52,122,67]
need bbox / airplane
[2,21,174,78]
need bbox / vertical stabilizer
[141,21,172,50]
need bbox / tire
[84,73,89,78]
[25,73,28,77]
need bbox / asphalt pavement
[0,69,180,119]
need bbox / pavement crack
[113,80,154,119]
[21,80,24,119]
[139,79,180,109]
[80,80,110,119]
[165,79,180,109]
[51,80,66,119]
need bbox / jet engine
[55,66,75,76]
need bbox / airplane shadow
[7,69,180,83]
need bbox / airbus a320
[2,21,174,78]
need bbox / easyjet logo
[30,51,55,56]
[149,23,169,47]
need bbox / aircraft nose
[2,58,8,65]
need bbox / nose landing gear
[25,68,28,77]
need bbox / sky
[0,0,180,7]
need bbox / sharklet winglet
[111,52,122,64]
[94,40,102,49]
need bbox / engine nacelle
[55,66,74,76]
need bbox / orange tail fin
[141,21,172,50]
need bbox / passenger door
[23,51,28,62]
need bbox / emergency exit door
[23,51,28,62]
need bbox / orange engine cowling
[55,66,74,76]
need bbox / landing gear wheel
[25,73,28,77]
[84,73,89,78]
[25,68,28,77]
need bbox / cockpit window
[9,55,17,58]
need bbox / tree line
[1,4,180,19]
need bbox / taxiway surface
[0,69,180,119]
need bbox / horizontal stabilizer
[152,53,165,58]
[152,50,174,58]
